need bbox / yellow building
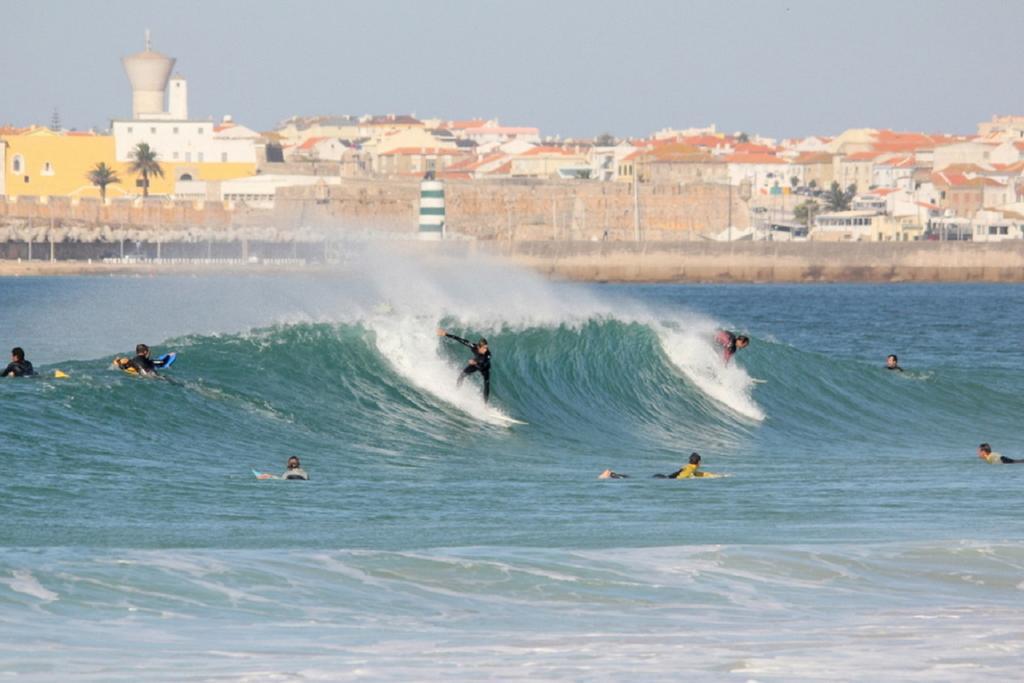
[1,126,255,199]
[2,128,117,198]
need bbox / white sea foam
[2,570,58,602]
[352,246,763,425]
[654,323,765,421]
[369,315,516,426]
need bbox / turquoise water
[2,255,1023,681]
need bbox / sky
[1,0,1021,140]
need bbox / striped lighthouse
[418,174,445,240]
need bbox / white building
[989,141,1024,165]
[813,210,887,240]
[725,153,798,195]
[871,156,917,190]
[969,208,1024,241]
[932,141,998,170]
[113,118,260,168]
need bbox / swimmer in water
[886,354,904,372]
[257,456,310,480]
[977,443,1020,464]
[1,347,35,377]
[715,330,749,364]
[598,469,630,479]
[437,328,491,402]
[653,452,722,479]
[282,456,310,479]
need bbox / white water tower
[121,30,175,119]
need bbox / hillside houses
[250,113,1024,241]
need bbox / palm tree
[128,142,164,197]
[86,162,120,202]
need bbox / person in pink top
[715,330,749,364]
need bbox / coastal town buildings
[3,34,1024,244]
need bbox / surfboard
[751,378,768,384]
[252,469,274,480]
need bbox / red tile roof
[931,171,1002,188]
[733,142,777,154]
[446,119,488,130]
[298,136,327,150]
[993,160,1024,173]
[487,161,513,175]
[794,152,833,164]
[875,155,916,168]
[518,146,579,157]
[681,134,727,148]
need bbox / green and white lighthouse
[418,174,445,240]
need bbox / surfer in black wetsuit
[437,328,491,402]
[715,330,749,364]
[886,354,904,372]
[1,347,35,377]
[114,343,166,376]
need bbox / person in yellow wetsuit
[654,452,722,479]
[977,442,1020,464]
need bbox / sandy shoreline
[3,241,1024,282]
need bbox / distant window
[198,152,204,162]
[173,127,179,134]
[198,127,204,135]
[173,151,179,160]
[42,161,54,176]
[150,127,156,134]
[24,175,30,183]
[11,154,23,173]
[179,173,193,181]
[185,152,191,162]
[221,152,227,162]
[127,126,133,134]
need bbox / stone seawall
[2,178,751,241]
[275,178,751,240]
[485,241,1024,282]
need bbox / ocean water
[1,249,1023,681]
